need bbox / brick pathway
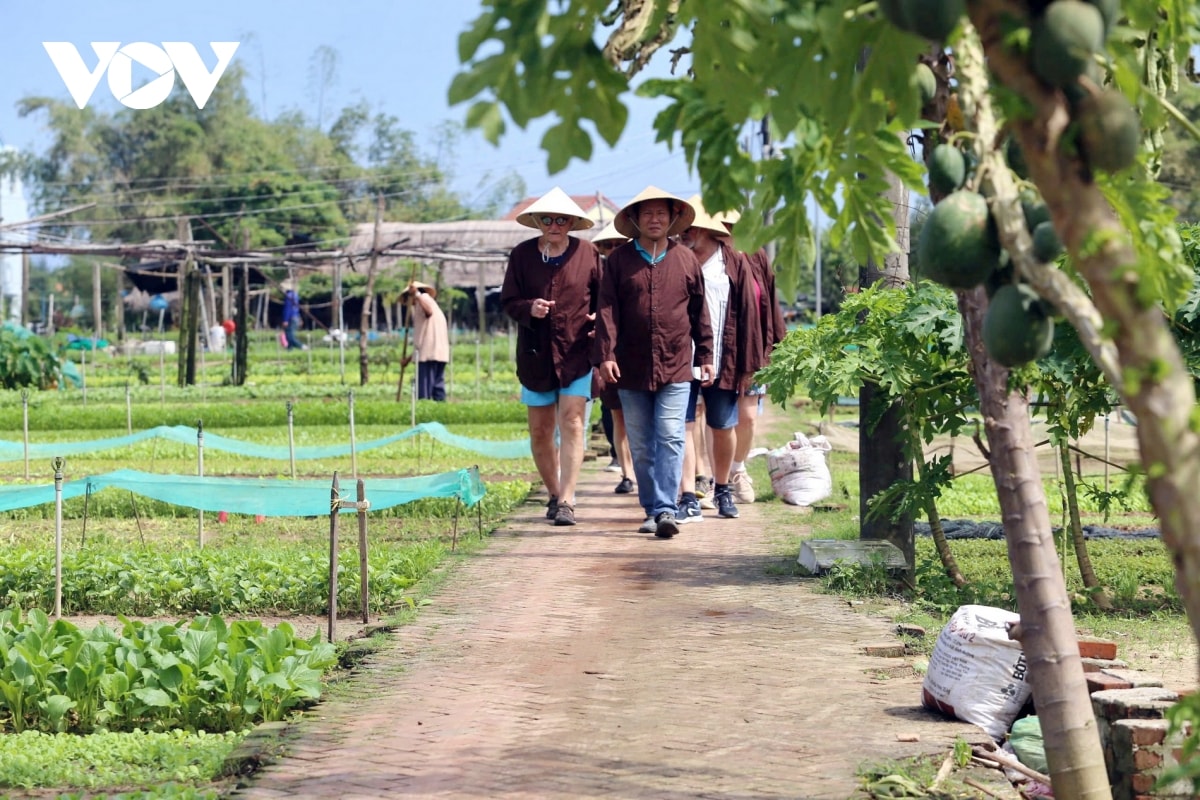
[232,462,983,800]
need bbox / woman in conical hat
[501,187,602,527]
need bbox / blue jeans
[618,382,690,519]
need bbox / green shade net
[0,467,486,516]
[0,422,530,461]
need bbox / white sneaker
[604,458,622,473]
[731,470,756,504]
[638,516,657,533]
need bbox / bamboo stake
[357,478,369,624]
[328,472,340,643]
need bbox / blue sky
[0,0,703,215]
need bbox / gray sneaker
[654,511,679,538]
[678,494,704,524]
[638,516,657,533]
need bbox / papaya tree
[758,282,977,587]
[453,2,1199,797]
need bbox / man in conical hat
[501,187,601,527]
[595,186,714,539]
[714,208,788,504]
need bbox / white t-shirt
[693,248,729,380]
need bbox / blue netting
[0,467,486,516]
[0,422,530,462]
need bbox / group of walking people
[501,186,785,538]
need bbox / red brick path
[232,463,982,799]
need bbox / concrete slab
[798,538,907,574]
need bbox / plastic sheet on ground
[915,519,1160,540]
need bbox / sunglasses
[540,215,571,227]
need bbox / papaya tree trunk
[970,0,1200,683]
[1059,444,1113,611]
[953,25,1112,800]
[960,289,1111,800]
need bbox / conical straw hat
[685,195,731,236]
[515,187,594,231]
[591,220,628,245]
[614,186,695,239]
[401,280,438,300]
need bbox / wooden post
[476,261,486,401]
[328,472,340,644]
[348,390,358,479]
[183,266,199,386]
[21,390,29,481]
[395,259,420,401]
[445,280,454,400]
[53,457,65,620]
[196,420,205,548]
[20,251,29,326]
[221,264,231,322]
[114,267,125,343]
[333,258,345,384]
[287,400,297,480]
[358,194,384,386]
[233,230,250,386]
[357,478,368,624]
[92,260,103,342]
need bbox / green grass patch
[0,730,241,791]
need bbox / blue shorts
[685,382,739,429]
[520,372,592,407]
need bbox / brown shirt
[596,240,713,391]
[501,236,601,392]
[748,248,787,363]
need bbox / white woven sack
[766,433,832,506]
[921,605,1032,740]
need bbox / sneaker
[715,484,739,519]
[678,494,704,524]
[554,502,576,526]
[654,511,679,538]
[730,470,756,504]
[546,495,559,520]
[604,458,622,473]
[638,516,657,533]
[614,477,634,494]
[699,495,716,510]
[694,475,712,498]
